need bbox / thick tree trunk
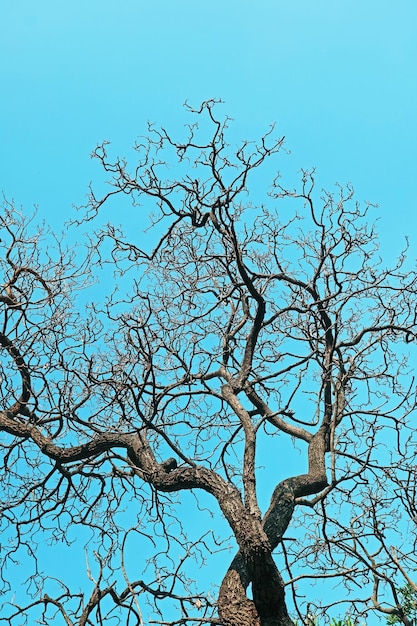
[251,552,294,626]
[217,463,328,626]
[218,551,294,626]
[218,554,260,626]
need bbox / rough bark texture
[217,425,328,626]
[218,554,260,626]
[218,551,294,626]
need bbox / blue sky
[1,1,417,623]
[1,1,416,249]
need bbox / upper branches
[1,102,417,625]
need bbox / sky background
[1,1,417,623]
[1,0,416,252]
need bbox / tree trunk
[217,473,326,626]
[218,551,294,626]
[218,554,260,626]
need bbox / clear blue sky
[1,1,416,623]
[1,0,416,251]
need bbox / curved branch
[0,332,31,416]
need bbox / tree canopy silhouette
[1,101,417,626]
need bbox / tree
[1,100,417,626]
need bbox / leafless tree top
[1,101,417,626]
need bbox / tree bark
[218,551,293,626]
[218,435,328,626]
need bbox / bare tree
[1,101,417,626]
